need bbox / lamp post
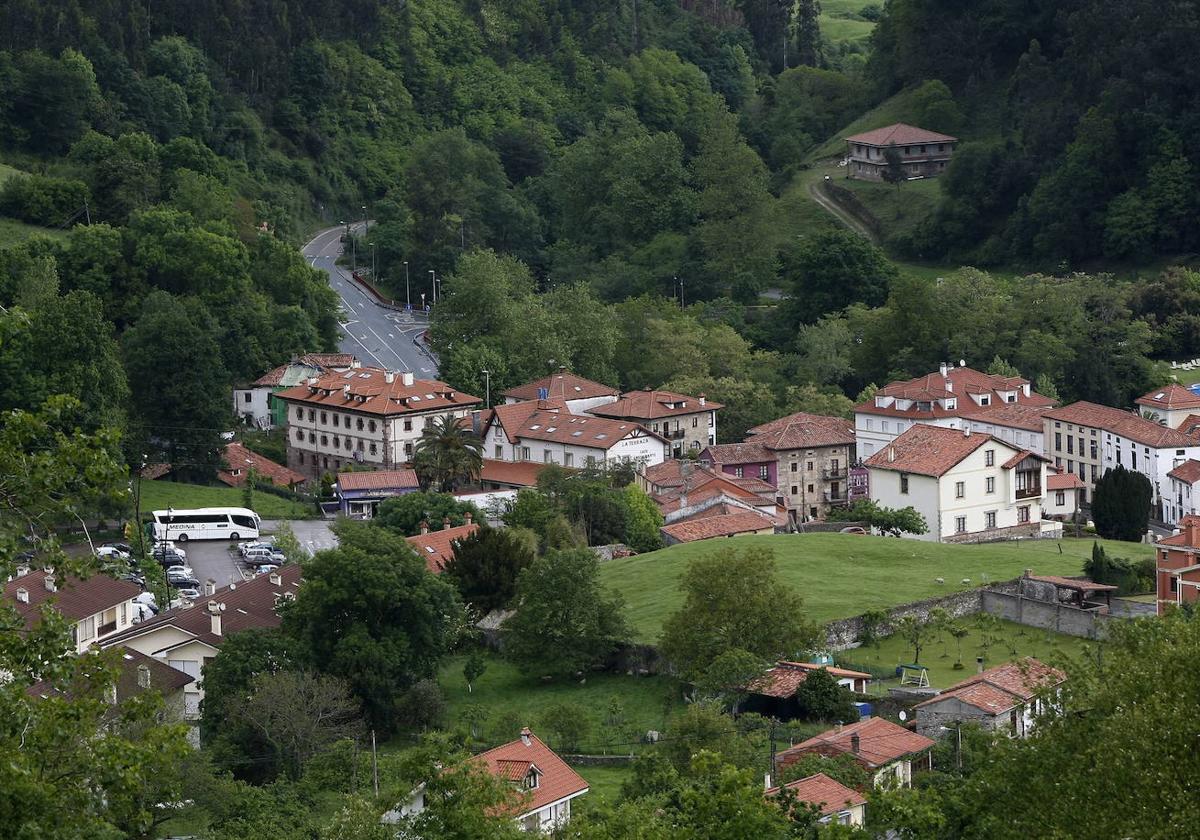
[162,506,173,601]
[420,292,426,312]
[403,261,410,308]
[481,369,491,408]
[429,270,436,304]
[368,242,376,278]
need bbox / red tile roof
[845,123,957,146]
[746,412,856,450]
[660,510,778,542]
[503,371,618,403]
[406,524,479,573]
[961,402,1056,432]
[700,441,775,465]
[864,425,999,478]
[276,367,480,417]
[103,565,302,650]
[1135,383,1200,411]
[1025,574,1117,593]
[915,658,1065,714]
[4,569,140,628]
[1043,401,1200,448]
[857,366,1053,423]
[590,389,722,420]
[478,459,552,488]
[219,442,307,488]
[1168,459,1200,484]
[1047,470,1085,490]
[747,661,871,699]
[336,469,420,492]
[765,773,866,816]
[252,353,357,386]
[1000,449,1043,469]
[779,717,934,770]
[473,729,589,817]
[487,403,663,449]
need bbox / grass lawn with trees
[600,534,1152,642]
[138,479,315,519]
[0,217,66,247]
[818,0,877,47]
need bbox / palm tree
[411,414,484,492]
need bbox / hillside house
[502,369,619,415]
[1134,383,1200,429]
[915,658,1066,740]
[1166,459,1200,527]
[765,773,867,828]
[233,353,357,429]
[776,717,934,789]
[27,646,195,723]
[855,363,1056,460]
[844,123,957,181]
[865,425,1056,543]
[483,400,666,472]
[1155,514,1200,615]
[659,509,780,544]
[5,567,142,654]
[588,389,720,457]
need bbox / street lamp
[403,261,410,309]
[429,270,436,304]
[420,292,426,312]
[368,241,376,278]
[481,369,491,408]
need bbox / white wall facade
[1100,433,1200,515]
[1165,477,1198,528]
[1043,487,1081,519]
[233,386,273,428]
[66,597,139,654]
[484,424,665,471]
[505,395,617,415]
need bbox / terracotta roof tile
[1168,459,1200,484]
[219,442,307,488]
[864,425,998,477]
[660,510,778,542]
[474,730,588,817]
[276,367,480,417]
[405,524,479,573]
[26,646,195,701]
[336,469,419,492]
[1043,401,1200,448]
[778,717,934,769]
[747,661,871,699]
[845,123,957,146]
[503,371,618,403]
[700,441,775,465]
[4,569,140,627]
[486,403,664,449]
[1135,383,1200,411]
[590,389,722,420]
[961,402,1056,432]
[1025,574,1117,593]
[857,367,1053,424]
[765,773,866,816]
[921,658,1066,708]
[477,459,552,488]
[1047,470,1085,490]
[746,412,855,450]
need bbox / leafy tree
[398,678,447,731]
[375,491,481,537]
[895,615,931,665]
[462,649,487,694]
[443,525,537,612]
[503,548,631,678]
[695,648,768,714]
[1091,465,1153,541]
[283,520,466,733]
[830,499,928,537]
[986,356,1022,378]
[541,701,593,752]
[778,229,898,325]
[777,751,870,791]
[659,546,820,680]
[412,413,484,492]
[621,484,664,552]
[792,667,860,724]
[393,741,527,840]
[882,144,906,188]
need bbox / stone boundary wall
[980,590,1111,640]
[798,521,869,534]
[821,182,885,238]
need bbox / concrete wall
[980,590,1111,639]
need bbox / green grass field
[139,479,315,520]
[820,0,878,47]
[838,615,1099,690]
[571,764,633,813]
[600,534,1152,643]
[0,217,66,248]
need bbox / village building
[765,773,867,828]
[217,442,307,490]
[660,509,781,545]
[1155,514,1200,615]
[335,469,420,518]
[275,367,481,482]
[483,400,666,472]
[404,518,479,573]
[776,717,934,789]
[865,424,1055,543]
[587,389,719,457]
[844,123,957,181]
[27,646,195,723]
[1043,468,1086,520]
[4,567,142,655]
[855,363,1056,461]
[915,658,1066,740]
[1134,383,1200,429]
[502,369,619,415]
[1165,459,1200,528]
[233,353,358,429]
[744,661,872,719]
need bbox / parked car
[102,542,134,555]
[134,592,158,612]
[153,541,186,559]
[173,588,201,602]
[255,564,280,575]
[167,572,201,589]
[96,545,130,561]
[155,548,188,567]
[238,540,274,556]
[121,571,147,588]
[241,546,278,564]
[165,564,194,577]
[130,601,155,623]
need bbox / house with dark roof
[855,362,1056,463]
[502,368,619,415]
[776,717,935,789]
[234,353,358,429]
[844,123,957,181]
[336,468,420,517]
[865,425,1056,543]
[4,567,142,654]
[588,389,720,457]
[1042,400,1200,514]
[765,772,867,827]
[1166,459,1200,527]
[218,442,307,490]
[914,658,1066,740]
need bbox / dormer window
[979,395,990,406]
[525,768,540,790]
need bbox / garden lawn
[139,479,314,519]
[836,615,1100,690]
[570,764,634,814]
[599,534,1152,643]
[438,652,681,755]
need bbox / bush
[0,173,90,226]
[398,679,446,731]
[1085,543,1155,595]
[792,668,860,724]
[540,702,593,753]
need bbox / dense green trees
[411,414,484,492]
[443,526,537,613]
[1091,466,1153,542]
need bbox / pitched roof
[336,469,420,492]
[487,403,663,450]
[699,441,775,465]
[218,442,307,488]
[27,646,195,701]
[275,367,480,417]
[1047,470,1086,490]
[1025,574,1117,593]
[589,389,722,420]
[915,658,1066,714]
[252,353,357,387]
[747,661,872,699]
[503,371,618,403]
[1135,383,1200,411]
[474,729,589,817]
[864,425,999,477]
[746,412,856,450]
[857,366,1054,421]
[779,717,934,769]
[845,123,957,146]
[660,510,778,542]
[405,524,479,573]
[4,569,140,627]
[1043,401,1200,448]
[103,565,302,650]
[765,773,867,816]
[961,402,1057,432]
[478,459,552,488]
[1168,459,1200,484]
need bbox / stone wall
[981,590,1112,640]
[798,520,869,534]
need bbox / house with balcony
[865,425,1055,543]
[233,353,358,429]
[5,567,142,655]
[502,368,619,415]
[844,123,957,181]
[483,400,667,472]
[1042,401,1200,514]
[855,363,1056,461]
[588,389,720,457]
[276,367,481,482]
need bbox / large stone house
[915,659,1065,740]
[844,123,957,181]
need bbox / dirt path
[805,175,880,244]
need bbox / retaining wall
[980,590,1111,639]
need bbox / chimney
[939,361,949,378]
[204,579,217,596]
[43,573,56,593]
[384,371,395,384]
[208,601,225,636]
[887,446,896,462]
[963,425,971,437]
[699,393,706,407]
[307,377,318,386]
[342,384,351,398]
[850,733,861,754]
[401,371,414,387]
[520,727,532,747]
[15,564,29,577]
[15,587,28,604]
[269,571,282,586]
[976,656,985,674]
[464,511,473,525]
[137,664,151,690]
[419,520,429,536]
[442,516,452,531]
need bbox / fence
[980,590,1112,640]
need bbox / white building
[484,400,667,471]
[275,367,481,482]
[865,425,1057,543]
[1042,401,1200,515]
[1043,469,1085,520]
[502,369,619,416]
[1165,460,1200,528]
[855,362,1056,459]
[5,568,141,655]
[1134,383,1200,430]
[233,353,358,429]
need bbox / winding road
[303,226,438,377]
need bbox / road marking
[388,333,394,337]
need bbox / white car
[95,546,130,561]
[165,564,194,577]
[134,591,157,610]
[153,541,186,559]
[174,587,201,601]
[238,540,274,556]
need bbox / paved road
[303,226,439,377]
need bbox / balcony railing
[1016,486,1042,500]
[668,430,686,440]
[822,468,848,480]
[824,490,848,503]
[97,620,117,637]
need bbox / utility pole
[768,717,778,784]
[368,241,376,278]
[679,276,685,309]
[404,261,410,308]
[481,369,491,408]
[371,729,380,797]
[429,270,436,304]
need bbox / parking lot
[156,520,337,592]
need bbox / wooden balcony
[1016,486,1042,500]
